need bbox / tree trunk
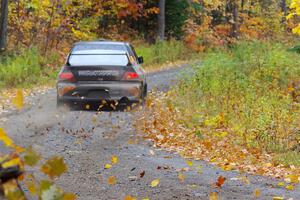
[0,0,9,51]
[281,0,287,23]
[157,0,166,40]
[231,0,239,38]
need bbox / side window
[130,45,139,60]
[126,45,137,65]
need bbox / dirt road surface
[1,67,299,200]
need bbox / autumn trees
[0,0,298,53]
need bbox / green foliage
[0,48,60,88]
[0,48,42,88]
[166,0,189,39]
[178,41,300,152]
[136,40,194,67]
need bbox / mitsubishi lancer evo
[56,41,147,108]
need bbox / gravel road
[1,66,300,200]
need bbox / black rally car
[56,41,147,107]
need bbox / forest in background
[0,0,300,88]
[0,0,299,53]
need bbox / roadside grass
[137,41,300,177]
[136,40,197,71]
[0,47,60,89]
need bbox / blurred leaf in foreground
[40,156,67,179]
[24,147,41,166]
[0,128,13,147]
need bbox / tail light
[123,71,139,80]
[58,66,75,82]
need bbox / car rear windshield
[68,54,129,66]
[72,44,126,53]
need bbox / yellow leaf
[285,174,299,183]
[107,176,117,185]
[277,182,285,187]
[105,164,112,169]
[3,180,25,199]
[111,155,118,165]
[124,195,136,200]
[142,198,150,200]
[286,185,294,190]
[186,160,193,167]
[273,197,284,200]
[0,128,13,147]
[40,156,67,179]
[12,90,24,110]
[24,147,41,166]
[178,173,185,182]
[63,193,77,200]
[209,192,218,200]
[151,179,160,187]
[253,189,261,198]
[2,158,21,168]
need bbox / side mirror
[138,56,144,64]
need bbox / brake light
[58,67,75,82]
[123,72,139,80]
[59,72,74,80]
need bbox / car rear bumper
[57,81,143,102]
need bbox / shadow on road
[58,101,143,112]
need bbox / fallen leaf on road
[286,184,294,190]
[111,155,118,165]
[151,179,160,187]
[107,176,116,185]
[178,173,185,182]
[285,174,299,183]
[209,192,218,200]
[104,164,112,169]
[140,171,145,178]
[186,160,193,167]
[124,195,136,200]
[215,176,226,188]
[277,182,285,187]
[63,193,77,200]
[157,165,170,170]
[273,197,284,200]
[12,90,24,110]
[253,189,261,198]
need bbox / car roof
[74,40,129,46]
